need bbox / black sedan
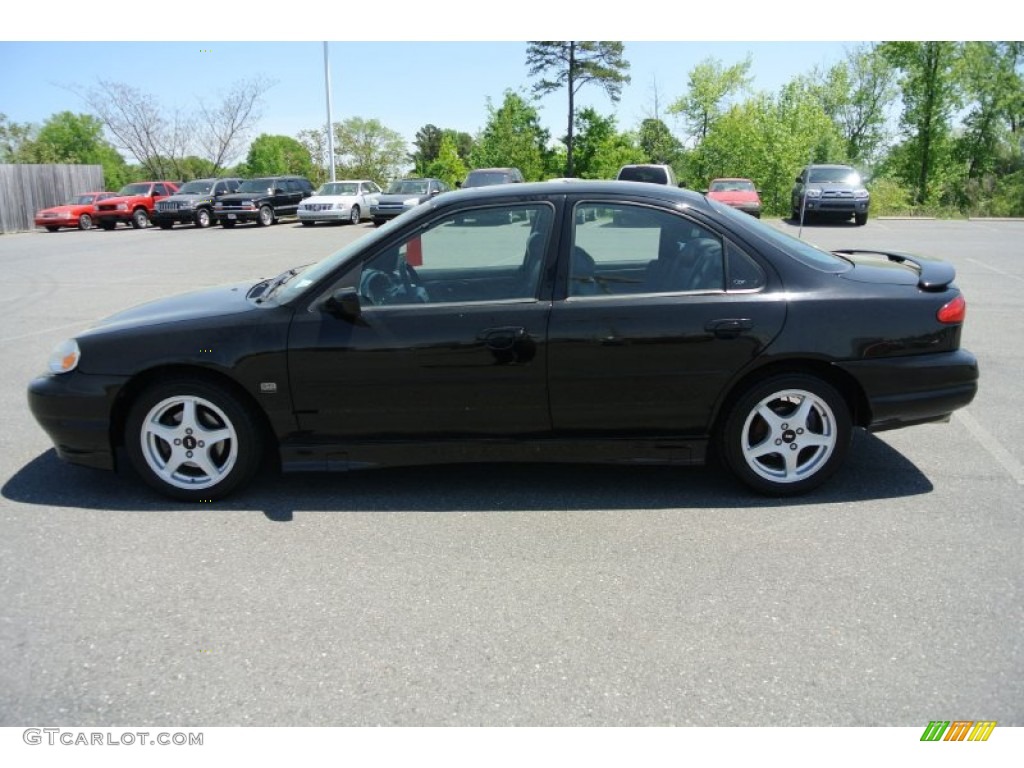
[27,182,978,501]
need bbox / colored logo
[920,721,997,741]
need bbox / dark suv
[153,177,242,229]
[792,164,870,225]
[213,176,314,227]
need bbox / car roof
[804,164,855,170]
[444,179,706,206]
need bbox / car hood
[81,280,263,337]
[163,193,211,203]
[38,204,88,214]
[376,193,425,203]
[303,195,360,205]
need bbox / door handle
[705,318,753,338]
[479,327,535,363]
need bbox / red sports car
[35,192,117,232]
[706,178,762,218]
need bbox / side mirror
[700,189,708,195]
[455,181,462,189]
[323,288,363,321]
[795,176,802,183]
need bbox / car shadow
[3,431,933,521]
[785,216,861,228]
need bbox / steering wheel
[359,268,398,305]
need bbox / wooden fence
[0,164,106,234]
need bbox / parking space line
[967,257,1024,283]
[956,410,1024,486]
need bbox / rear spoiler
[833,249,956,291]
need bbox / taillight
[937,294,966,324]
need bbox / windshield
[178,180,214,195]
[117,183,151,196]
[808,168,861,185]
[318,182,359,196]
[73,194,97,205]
[710,180,755,192]
[237,179,275,193]
[388,180,429,195]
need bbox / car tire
[349,205,360,225]
[220,219,236,228]
[78,214,92,230]
[257,206,274,227]
[158,221,173,230]
[131,209,149,229]
[855,212,868,226]
[195,208,212,228]
[720,373,851,496]
[125,377,264,502]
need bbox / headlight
[214,202,223,208]
[179,200,194,209]
[854,189,869,199]
[403,198,420,207]
[48,339,80,374]
[805,189,822,198]
[116,203,128,211]
[59,211,72,218]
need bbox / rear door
[547,198,786,436]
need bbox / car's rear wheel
[125,378,263,502]
[349,205,360,225]
[78,214,92,230]
[195,208,212,228]
[257,206,274,227]
[720,374,851,495]
[131,209,149,229]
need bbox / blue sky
[1,9,999,168]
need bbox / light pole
[324,42,336,182]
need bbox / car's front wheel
[125,378,263,501]
[720,374,851,495]
[855,212,868,226]
[131,209,149,229]
[257,205,274,227]
[195,208,212,228]
[348,205,360,225]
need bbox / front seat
[569,246,600,296]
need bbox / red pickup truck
[93,181,179,230]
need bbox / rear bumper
[835,349,979,431]
[27,372,128,471]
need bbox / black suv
[153,177,242,229]
[213,176,314,227]
[792,164,870,225]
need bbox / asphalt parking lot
[0,215,1021,727]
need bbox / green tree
[831,44,898,165]
[526,41,631,176]
[668,56,752,143]
[469,91,552,181]
[570,108,644,179]
[880,41,963,205]
[14,111,130,187]
[637,118,684,167]
[0,113,34,162]
[244,134,314,177]
[424,133,468,188]
[411,124,474,175]
[333,117,407,184]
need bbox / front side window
[569,203,725,296]
[356,204,554,306]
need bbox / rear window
[617,166,669,184]
[463,171,517,187]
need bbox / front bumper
[802,197,870,215]
[298,208,351,222]
[27,371,129,471]
[152,209,199,225]
[835,349,979,431]
[214,209,259,223]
